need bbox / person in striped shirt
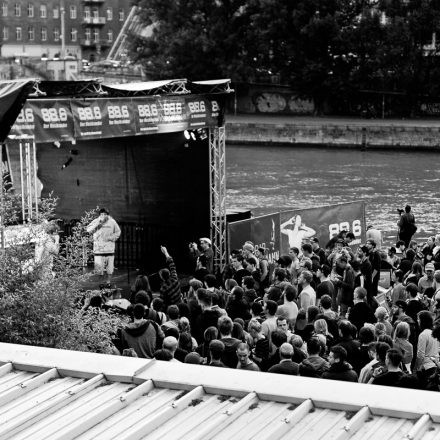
[159,246,182,308]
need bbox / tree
[130,0,440,115]
[131,0,256,81]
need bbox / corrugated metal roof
[0,343,439,440]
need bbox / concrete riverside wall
[225,122,440,149]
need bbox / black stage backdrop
[19,132,210,271]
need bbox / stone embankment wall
[225,122,440,149]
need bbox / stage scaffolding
[209,126,227,272]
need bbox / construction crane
[106,6,143,63]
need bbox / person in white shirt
[298,270,316,310]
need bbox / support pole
[33,141,38,219]
[25,141,32,219]
[0,144,4,252]
[19,141,25,222]
[209,126,227,273]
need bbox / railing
[61,221,187,274]
[83,17,106,25]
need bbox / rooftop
[0,343,439,439]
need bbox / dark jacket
[348,301,376,333]
[220,336,241,368]
[160,257,182,307]
[337,267,355,306]
[335,337,361,373]
[322,361,358,382]
[268,360,299,375]
[226,300,251,321]
[121,319,164,359]
[195,308,223,343]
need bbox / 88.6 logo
[328,220,362,238]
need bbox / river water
[226,145,440,244]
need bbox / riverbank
[225,114,440,149]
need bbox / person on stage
[86,208,121,285]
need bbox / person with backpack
[120,303,164,358]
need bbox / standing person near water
[397,205,417,248]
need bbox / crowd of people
[88,206,440,391]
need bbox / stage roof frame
[12,78,233,100]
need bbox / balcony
[80,39,110,48]
[82,17,106,25]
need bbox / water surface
[226,145,440,242]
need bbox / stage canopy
[0,78,232,144]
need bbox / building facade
[0,0,132,61]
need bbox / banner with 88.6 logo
[9,100,74,142]
[71,98,135,139]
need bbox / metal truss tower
[209,126,227,273]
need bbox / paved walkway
[226,113,440,127]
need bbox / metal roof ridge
[1,342,440,423]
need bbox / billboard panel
[280,202,365,254]
[228,213,281,263]
[228,202,366,259]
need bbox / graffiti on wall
[251,92,314,114]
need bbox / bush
[0,196,125,354]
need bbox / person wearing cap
[86,208,121,284]
[190,237,214,274]
[418,263,436,294]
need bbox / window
[40,4,46,18]
[14,3,20,16]
[118,9,124,21]
[107,29,113,42]
[69,5,76,19]
[41,26,47,41]
[28,26,34,41]
[2,26,8,40]
[85,28,91,41]
[53,6,58,19]
[15,26,21,40]
[92,9,98,19]
[27,3,33,17]
[106,7,112,21]
[2,3,7,17]
[70,27,77,42]
[93,28,99,42]
[84,7,90,19]
[53,27,60,41]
